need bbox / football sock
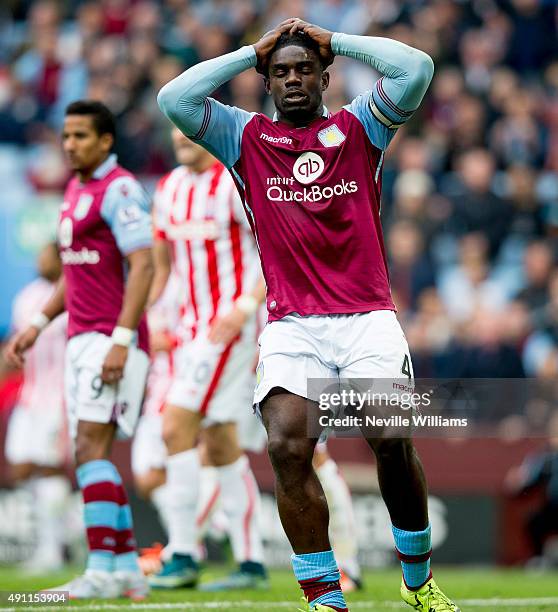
[316,458,361,580]
[216,455,264,564]
[150,482,171,533]
[76,460,121,573]
[292,550,347,611]
[114,481,141,573]
[166,448,200,557]
[196,466,220,539]
[33,475,71,564]
[392,523,432,589]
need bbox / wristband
[30,312,50,331]
[235,294,258,316]
[111,326,134,347]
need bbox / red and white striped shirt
[11,278,67,412]
[154,162,260,340]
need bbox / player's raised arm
[331,32,434,126]
[288,18,434,149]
[156,24,291,168]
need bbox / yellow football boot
[401,577,460,611]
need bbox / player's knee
[9,463,34,483]
[205,440,238,466]
[134,477,153,500]
[267,436,313,474]
[161,417,192,454]
[204,424,241,466]
[161,419,181,453]
[162,406,198,454]
[74,434,107,466]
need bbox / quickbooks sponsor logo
[267,178,358,203]
[266,151,358,203]
[293,152,324,185]
[260,133,293,145]
[61,248,100,265]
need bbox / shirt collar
[92,153,118,180]
[272,105,330,123]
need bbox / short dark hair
[65,100,116,139]
[266,31,323,74]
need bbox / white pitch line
[2,597,558,611]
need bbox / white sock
[316,459,361,579]
[166,449,200,556]
[151,482,171,534]
[216,455,264,564]
[33,475,71,563]
[196,466,220,539]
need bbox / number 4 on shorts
[401,354,412,379]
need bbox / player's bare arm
[147,238,172,308]
[208,277,266,345]
[101,247,154,384]
[4,276,66,369]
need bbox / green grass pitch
[0,566,557,611]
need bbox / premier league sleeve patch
[317,124,346,148]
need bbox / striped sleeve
[334,33,434,150]
[157,46,256,169]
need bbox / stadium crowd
[1,0,558,392]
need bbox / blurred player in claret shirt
[4,243,70,572]
[147,128,268,591]
[158,17,460,612]
[5,100,153,600]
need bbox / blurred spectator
[387,220,435,313]
[443,149,511,258]
[438,233,507,322]
[505,0,557,74]
[516,241,554,312]
[435,306,525,381]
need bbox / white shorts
[5,405,68,467]
[254,310,413,407]
[65,332,149,439]
[166,335,255,426]
[131,414,167,476]
[236,374,268,453]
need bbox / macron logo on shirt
[260,133,293,145]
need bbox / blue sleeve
[157,46,256,169]
[346,91,395,151]
[332,33,434,151]
[100,176,153,255]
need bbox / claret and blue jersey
[59,153,153,350]
[158,33,434,321]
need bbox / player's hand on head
[253,21,293,74]
[101,344,128,384]
[279,18,335,68]
[207,307,247,346]
[3,327,40,369]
